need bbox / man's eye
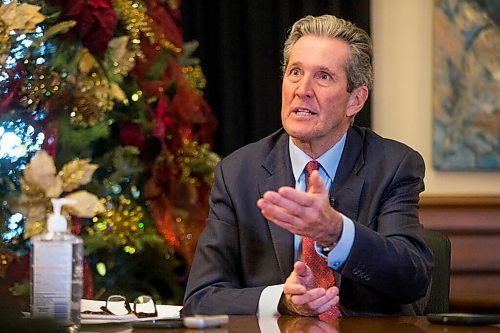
[289,68,301,76]
[318,72,331,80]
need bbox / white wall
[371,0,500,196]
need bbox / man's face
[281,35,363,155]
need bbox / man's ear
[346,86,369,117]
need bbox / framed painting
[433,0,500,170]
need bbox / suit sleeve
[182,163,265,315]
[339,149,433,305]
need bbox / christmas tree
[0,0,219,307]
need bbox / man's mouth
[293,108,316,116]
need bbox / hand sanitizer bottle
[30,198,84,332]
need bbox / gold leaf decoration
[65,191,106,218]
[78,49,98,75]
[16,150,104,238]
[110,82,127,102]
[0,19,9,54]
[21,205,47,239]
[59,158,98,192]
[0,3,44,33]
[23,150,63,198]
[106,36,136,76]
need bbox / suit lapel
[258,132,295,280]
[330,127,365,221]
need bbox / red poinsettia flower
[63,0,117,55]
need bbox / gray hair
[282,15,373,93]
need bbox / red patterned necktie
[302,160,341,320]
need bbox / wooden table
[79,316,500,333]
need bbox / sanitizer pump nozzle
[47,198,76,233]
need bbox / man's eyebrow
[287,61,302,68]
[318,66,338,79]
[318,66,334,74]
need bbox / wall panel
[420,196,500,312]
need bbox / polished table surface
[79,316,500,333]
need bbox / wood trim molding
[419,194,500,312]
[419,195,500,231]
[420,195,500,207]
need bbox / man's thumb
[308,170,326,194]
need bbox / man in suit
[183,15,433,317]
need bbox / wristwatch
[320,241,337,256]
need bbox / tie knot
[305,160,320,176]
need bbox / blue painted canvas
[433,0,500,170]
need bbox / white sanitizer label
[32,241,72,322]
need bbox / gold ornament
[70,74,114,127]
[113,0,155,60]
[89,195,145,248]
[113,0,181,58]
[182,65,206,95]
[176,140,220,186]
[65,49,114,127]
[19,65,63,112]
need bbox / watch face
[321,246,332,256]
[322,242,337,254]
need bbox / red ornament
[120,121,145,150]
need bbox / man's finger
[290,288,327,306]
[316,295,340,314]
[275,187,317,209]
[307,286,339,309]
[283,283,307,295]
[258,198,295,222]
[261,190,310,217]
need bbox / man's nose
[295,75,313,98]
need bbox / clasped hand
[281,261,340,316]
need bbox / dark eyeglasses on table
[82,295,158,318]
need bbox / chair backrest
[422,229,451,314]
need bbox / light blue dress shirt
[288,134,355,270]
[257,133,355,316]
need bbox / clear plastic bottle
[30,198,84,332]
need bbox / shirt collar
[289,132,347,182]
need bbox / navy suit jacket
[183,126,433,316]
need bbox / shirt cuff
[257,284,283,316]
[315,213,355,270]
